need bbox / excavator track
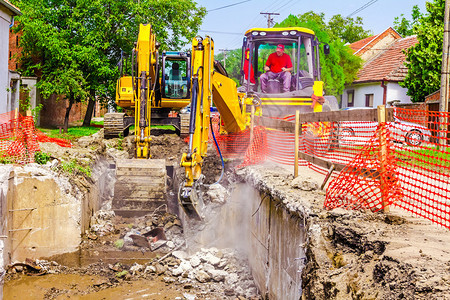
[179,113,190,139]
[112,159,167,217]
[104,113,133,139]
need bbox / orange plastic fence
[0,111,71,164]
[211,108,450,230]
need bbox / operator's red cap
[277,44,284,50]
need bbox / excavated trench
[2,130,450,299]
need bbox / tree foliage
[296,11,371,43]
[215,49,241,85]
[393,5,422,37]
[277,14,364,97]
[401,0,444,102]
[12,0,206,128]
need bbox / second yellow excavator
[179,28,339,219]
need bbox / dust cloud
[182,183,259,257]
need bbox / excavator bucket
[112,159,167,217]
[178,183,204,220]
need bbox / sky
[196,0,428,51]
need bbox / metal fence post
[250,105,255,142]
[377,105,390,213]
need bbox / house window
[9,51,12,60]
[16,36,19,47]
[365,94,374,107]
[347,90,354,107]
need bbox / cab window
[164,60,188,98]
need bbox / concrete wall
[4,166,84,263]
[248,187,306,300]
[0,7,11,113]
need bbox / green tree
[393,5,422,37]
[297,11,371,43]
[215,49,241,85]
[277,14,364,97]
[401,0,444,102]
[328,14,371,43]
[13,0,206,130]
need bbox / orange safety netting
[0,111,71,164]
[209,108,450,230]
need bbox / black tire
[341,128,355,137]
[405,130,423,146]
[339,127,355,146]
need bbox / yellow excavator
[178,27,338,219]
[106,24,193,216]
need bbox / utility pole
[260,12,279,28]
[219,49,230,69]
[440,0,450,147]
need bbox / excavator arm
[179,36,247,219]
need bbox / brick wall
[8,25,21,71]
[394,102,428,126]
[39,94,86,127]
[425,90,440,103]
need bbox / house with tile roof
[341,27,417,109]
[0,0,21,114]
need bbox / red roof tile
[348,27,401,56]
[349,35,376,53]
[354,36,418,83]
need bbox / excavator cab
[160,51,191,106]
[240,27,337,117]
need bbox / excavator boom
[179,36,247,219]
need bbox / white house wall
[386,82,412,104]
[0,7,11,114]
[342,83,384,108]
[342,82,412,108]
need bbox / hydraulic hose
[207,117,225,186]
[188,66,204,152]
[188,77,199,152]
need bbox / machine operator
[260,44,293,93]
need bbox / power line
[277,0,297,14]
[347,0,379,18]
[227,0,287,47]
[260,12,280,28]
[208,0,252,12]
[199,30,242,36]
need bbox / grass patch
[38,126,101,141]
[150,125,175,130]
[59,159,92,177]
[34,151,51,165]
[90,120,104,126]
[395,146,450,169]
